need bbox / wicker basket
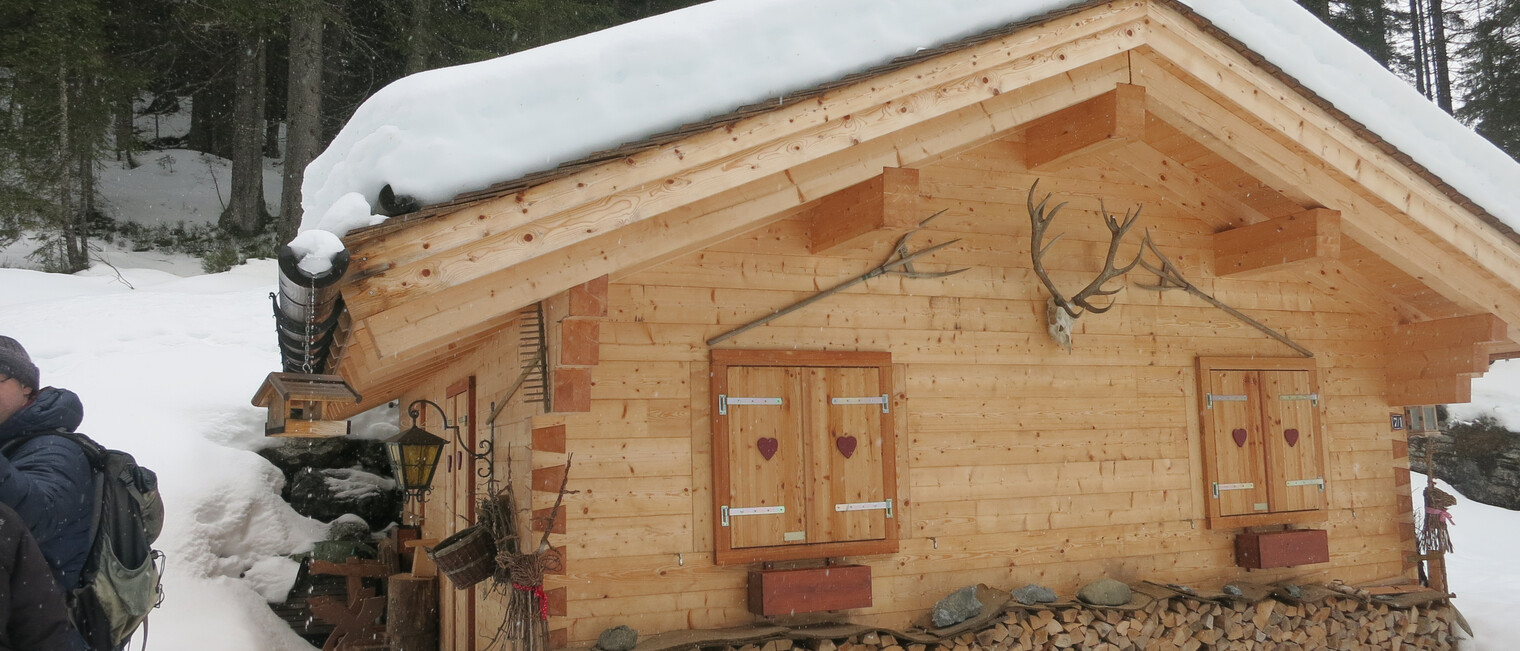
[429,525,496,590]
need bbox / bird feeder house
[252,372,362,438]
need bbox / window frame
[1197,356,1331,530]
[710,349,900,565]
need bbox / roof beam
[1214,208,1340,278]
[805,167,921,254]
[1384,314,1509,406]
[1025,83,1145,170]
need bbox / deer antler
[1027,180,1144,318]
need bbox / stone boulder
[932,585,982,628]
[595,625,638,651]
[1409,417,1520,510]
[1076,579,1132,606]
[288,467,403,529]
[1011,584,1058,605]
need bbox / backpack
[6,430,165,650]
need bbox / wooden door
[807,367,888,544]
[1206,370,1270,517]
[444,377,477,651]
[1261,370,1325,512]
[724,366,807,549]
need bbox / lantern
[385,424,448,502]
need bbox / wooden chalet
[281,0,1520,647]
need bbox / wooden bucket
[428,526,496,590]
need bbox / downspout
[273,245,350,374]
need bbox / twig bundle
[1419,487,1456,554]
[481,455,574,651]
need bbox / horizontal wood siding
[529,131,1412,642]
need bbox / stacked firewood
[711,597,1456,651]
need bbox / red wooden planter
[747,564,872,615]
[1235,529,1329,569]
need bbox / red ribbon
[514,583,550,620]
[1426,506,1454,525]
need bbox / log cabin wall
[526,132,1413,643]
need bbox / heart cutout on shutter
[1285,428,1300,447]
[1232,428,1248,447]
[757,437,779,461]
[835,436,857,459]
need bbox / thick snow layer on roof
[297,0,1520,274]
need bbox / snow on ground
[297,0,1520,274]
[1416,476,1518,650]
[0,262,326,651]
[96,149,282,228]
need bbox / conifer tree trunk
[280,1,325,244]
[222,32,269,236]
[1430,0,1454,113]
[404,0,431,75]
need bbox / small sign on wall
[1390,412,1406,431]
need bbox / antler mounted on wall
[1027,180,1144,351]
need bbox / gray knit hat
[0,336,38,390]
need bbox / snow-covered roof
[293,0,1520,274]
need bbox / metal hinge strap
[720,505,785,527]
[1212,482,1255,498]
[718,395,782,416]
[831,395,890,414]
[834,499,894,518]
[1280,393,1320,406]
[1206,394,1248,409]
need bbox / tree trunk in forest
[404,0,431,75]
[116,95,137,167]
[1299,0,1331,19]
[222,32,269,236]
[1430,0,1454,113]
[1410,0,1429,97]
[189,71,236,160]
[281,1,325,245]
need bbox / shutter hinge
[1206,393,1248,409]
[1280,393,1320,406]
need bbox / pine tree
[1457,0,1520,157]
[0,0,122,271]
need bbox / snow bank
[297,0,1520,274]
[0,261,326,650]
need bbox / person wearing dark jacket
[0,337,93,650]
[0,337,93,593]
[0,500,78,650]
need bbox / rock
[596,625,638,651]
[1222,584,1244,597]
[1282,584,1303,599]
[259,438,393,487]
[1011,584,1058,605]
[1076,579,1132,607]
[327,514,372,541]
[1410,416,1520,510]
[288,467,403,529]
[932,586,982,628]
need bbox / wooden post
[387,574,439,651]
[1424,436,1450,594]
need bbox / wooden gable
[318,0,1520,418]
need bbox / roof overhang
[311,0,1520,415]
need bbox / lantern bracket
[407,398,496,483]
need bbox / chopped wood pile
[617,581,1459,651]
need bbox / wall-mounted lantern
[384,399,494,501]
[252,373,362,438]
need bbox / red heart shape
[835,436,857,459]
[1232,428,1248,448]
[1284,428,1300,447]
[757,437,778,461]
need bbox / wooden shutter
[1262,370,1325,512]
[1206,370,1270,517]
[806,367,889,545]
[724,366,807,549]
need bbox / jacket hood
[0,387,83,440]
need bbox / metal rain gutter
[273,246,350,374]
